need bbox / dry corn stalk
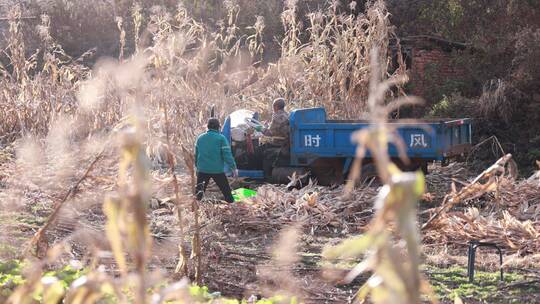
[0,1,416,302]
[29,149,105,257]
[423,157,540,255]
[161,101,189,278]
[257,224,303,302]
[323,48,435,304]
[425,208,540,254]
[422,153,513,230]
[104,120,152,303]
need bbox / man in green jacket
[195,118,238,203]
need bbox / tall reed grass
[0,1,429,303]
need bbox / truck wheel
[309,158,345,186]
[345,163,378,186]
[421,162,429,175]
[400,160,428,175]
[407,162,429,175]
[359,163,378,184]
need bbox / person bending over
[195,118,238,203]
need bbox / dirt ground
[1,159,539,303]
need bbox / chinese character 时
[304,134,312,147]
[304,134,322,147]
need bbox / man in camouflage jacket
[261,98,290,179]
[263,98,289,143]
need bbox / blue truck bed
[223,107,472,182]
[290,107,472,166]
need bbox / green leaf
[103,198,127,274]
[0,260,22,274]
[414,171,425,197]
[356,283,372,302]
[322,234,374,260]
[43,280,65,304]
[189,285,211,300]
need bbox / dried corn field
[1,1,540,303]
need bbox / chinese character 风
[410,134,428,148]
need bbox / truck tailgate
[290,108,472,164]
[440,119,472,158]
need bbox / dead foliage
[426,208,540,254]
[217,182,376,232]
[1,0,539,303]
[0,1,404,300]
[423,154,514,230]
[423,155,540,255]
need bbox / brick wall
[408,48,464,100]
